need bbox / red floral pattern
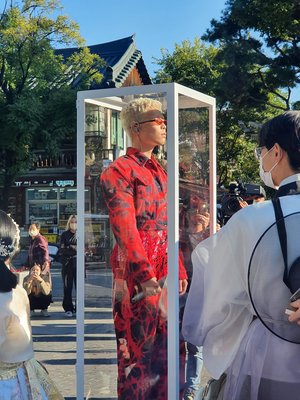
[100,147,187,399]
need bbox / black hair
[0,210,19,292]
[259,111,300,171]
[30,221,41,230]
[0,262,17,292]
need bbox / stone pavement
[30,264,118,400]
[29,263,210,399]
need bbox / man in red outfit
[100,97,188,399]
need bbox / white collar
[279,173,300,187]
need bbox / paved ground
[28,263,210,399]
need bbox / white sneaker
[65,311,73,318]
[40,309,50,317]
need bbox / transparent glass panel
[78,85,215,399]
[178,106,210,397]
[59,188,77,200]
[58,202,77,231]
[28,202,58,225]
[27,188,58,200]
[83,92,170,399]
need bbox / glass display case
[76,83,216,399]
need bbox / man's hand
[197,212,210,231]
[141,277,161,297]
[179,279,188,295]
[288,299,300,325]
[114,278,128,302]
[238,199,248,209]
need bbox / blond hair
[120,98,163,134]
[65,214,77,231]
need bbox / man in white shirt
[183,111,300,400]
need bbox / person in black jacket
[59,214,77,317]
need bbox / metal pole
[76,96,85,400]
[167,83,180,400]
[209,101,217,235]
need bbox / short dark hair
[30,221,41,230]
[259,111,300,171]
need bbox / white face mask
[259,147,279,189]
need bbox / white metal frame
[76,83,216,399]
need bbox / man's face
[136,109,167,148]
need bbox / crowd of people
[0,213,77,397]
[2,97,300,400]
[16,217,78,320]
[0,210,64,398]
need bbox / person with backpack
[183,111,300,400]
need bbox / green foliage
[154,38,288,187]
[204,0,300,110]
[155,38,222,96]
[0,0,105,194]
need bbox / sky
[58,0,227,77]
[58,0,299,103]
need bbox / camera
[218,181,265,225]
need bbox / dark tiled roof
[55,35,152,88]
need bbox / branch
[248,95,288,111]
[256,67,290,108]
[273,41,287,59]
[1,1,8,21]
[0,55,5,85]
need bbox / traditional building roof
[55,35,152,88]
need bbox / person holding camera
[24,222,51,316]
[183,111,300,400]
[23,264,52,317]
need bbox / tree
[154,39,284,187]
[203,0,300,111]
[0,0,105,208]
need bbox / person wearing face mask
[0,210,64,399]
[183,111,300,400]
[58,215,77,318]
[26,222,51,274]
[25,222,51,317]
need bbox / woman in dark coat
[59,214,77,317]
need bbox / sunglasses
[138,118,167,126]
[254,146,265,160]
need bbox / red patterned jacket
[100,147,187,290]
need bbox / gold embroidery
[0,359,64,399]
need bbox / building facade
[8,35,151,245]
